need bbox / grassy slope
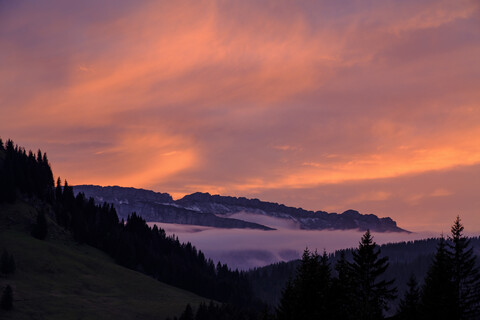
[0,201,206,320]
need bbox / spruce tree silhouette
[420,237,455,320]
[448,216,480,319]
[397,274,420,319]
[349,230,396,320]
[179,304,194,320]
[276,280,296,320]
[332,251,355,320]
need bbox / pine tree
[349,230,396,320]
[276,280,296,320]
[195,302,209,320]
[179,304,194,320]
[55,177,63,202]
[420,237,455,319]
[294,248,321,319]
[448,216,480,319]
[318,250,333,319]
[36,149,43,163]
[397,274,420,320]
[332,251,355,320]
[62,180,75,207]
[276,248,333,320]
[0,285,13,311]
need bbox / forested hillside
[0,139,259,318]
[0,203,207,319]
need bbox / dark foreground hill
[0,201,206,320]
[74,185,406,232]
[0,138,257,319]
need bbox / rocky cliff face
[73,185,272,230]
[73,185,407,232]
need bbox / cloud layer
[2,0,480,231]
[150,222,439,270]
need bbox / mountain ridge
[73,185,407,233]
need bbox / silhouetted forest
[2,138,480,319]
[0,138,54,203]
[169,301,266,320]
[178,220,480,319]
[0,139,255,307]
[55,179,254,305]
[248,237,480,309]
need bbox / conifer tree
[276,248,333,320]
[420,237,455,319]
[397,274,420,320]
[36,149,43,163]
[0,285,13,311]
[55,177,63,202]
[276,280,296,320]
[63,180,75,207]
[448,216,480,319]
[349,230,396,320]
[195,302,209,320]
[179,304,194,320]
[294,249,322,319]
[332,251,355,320]
[318,250,333,319]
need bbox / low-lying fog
[148,213,440,270]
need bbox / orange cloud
[52,130,198,189]
[2,0,480,230]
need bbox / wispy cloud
[1,0,480,230]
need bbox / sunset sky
[2,0,480,232]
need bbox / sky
[1,0,480,232]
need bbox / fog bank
[148,222,438,270]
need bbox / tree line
[52,179,255,305]
[0,138,54,204]
[0,139,257,311]
[247,236,480,310]
[275,217,480,320]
